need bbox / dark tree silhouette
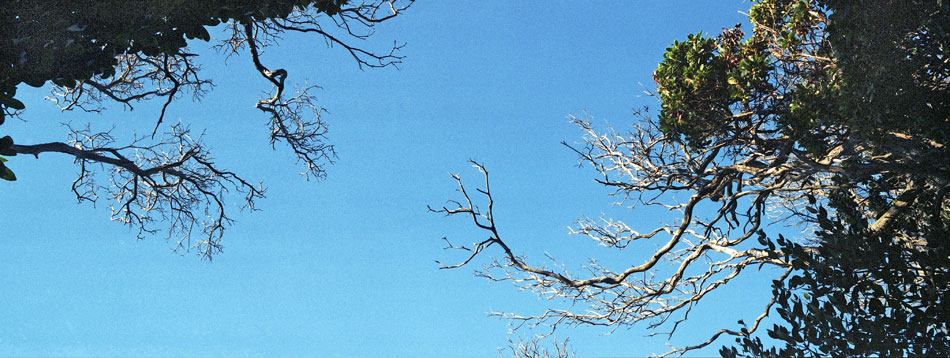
[1,0,413,258]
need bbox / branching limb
[434,103,925,355]
[46,51,212,136]
[8,1,412,259]
[220,2,411,178]
[435,2,949,355]
[433,156,791,357]
[503,336,574,358]
[655,268,792,358]
[241,21,336,179]
[12,123,264,259]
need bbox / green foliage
[685,0,950,355]
[826,0,950,147]
[724,184,950,357]
[653,26,771,148]
[0,135,15,181]
[653,0,858,152]
[652,0,949,354]
[654,33,729,147]
[1,1,347,89]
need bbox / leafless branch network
[13,122,263,259]
[45,51,212,136]
[503,336,574,358]
[432,16,947,354]
[14,1,412,258]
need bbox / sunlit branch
[12,123,264,259]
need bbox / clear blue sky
[0,1,780,357]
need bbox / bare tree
[9,1,413,259]
[432,1,947,355]
[503,336,574,358]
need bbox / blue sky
[0,1,780,357]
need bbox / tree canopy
[1,0,411,258]
[436,0,948,356]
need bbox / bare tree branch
[12,123,264,259]
[45,51,212,136]
[434,105,944,356]
[433,3,947,356]
[12,1,413,258]
[503,336,574,358]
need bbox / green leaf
[0,135,12,150]
[197,27,211,41]
[0,164,15,181]
[1,97,25,110]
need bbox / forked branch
[12,123,264,259]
